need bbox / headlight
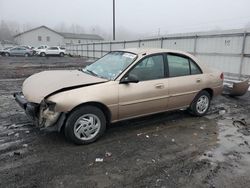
[44,100,56,111]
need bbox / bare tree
[0,20,13,41]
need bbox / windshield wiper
[82,68,108,79]
[81,68,97,76]
[86,69,98,77]
[80,68,110,80]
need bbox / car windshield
[82,51,137,80]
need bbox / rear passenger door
[18,47,27,56]
[166,53,203,110]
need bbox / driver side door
[118,54,169,120]
[10,47,19,56]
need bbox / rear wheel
[189,90,211,116]
[64,106,106,144]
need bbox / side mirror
[120,74,139,84]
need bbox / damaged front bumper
[13,92,65,131]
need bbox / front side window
[129,55,164,81]
[11,47,18,51]
[83,51,137,80]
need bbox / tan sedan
[14,48,223,144]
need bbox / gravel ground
[0,56,250,188]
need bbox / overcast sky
[0,0,250,39]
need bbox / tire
[64,105,106,144]
[59,52,64,57]
[40,52,46,57]
[24,53,29,57]
[189,90,211,116]
[5,52,10,57]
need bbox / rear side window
[167,54,202,77]
[49,47,58,50]
[190,60,202,75]
[167,55,190,77]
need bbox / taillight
[220,72,224,80]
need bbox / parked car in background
[36,46,66,57]
[0,47,13,56]
[20,45,33,49]
[14,48,223,144]
[33,45,48,56]
[5,46,33,57]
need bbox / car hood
[22,70,107,103]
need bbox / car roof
[118,48,192,56]
[116,48,211,73]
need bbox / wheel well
[69,102,111,124]
[203,88,213,98]
[59,102,111,132]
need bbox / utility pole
[113,0,116,40]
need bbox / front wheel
[24,53,29,57]
[59,52,64,57]
[40,52,46,57]
[189,90,211,116]
[5,52,10,56]
[64,106,106,144]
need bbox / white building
[14,25,103,47]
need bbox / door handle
[196,78,202,83]
[155,84,164,89]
